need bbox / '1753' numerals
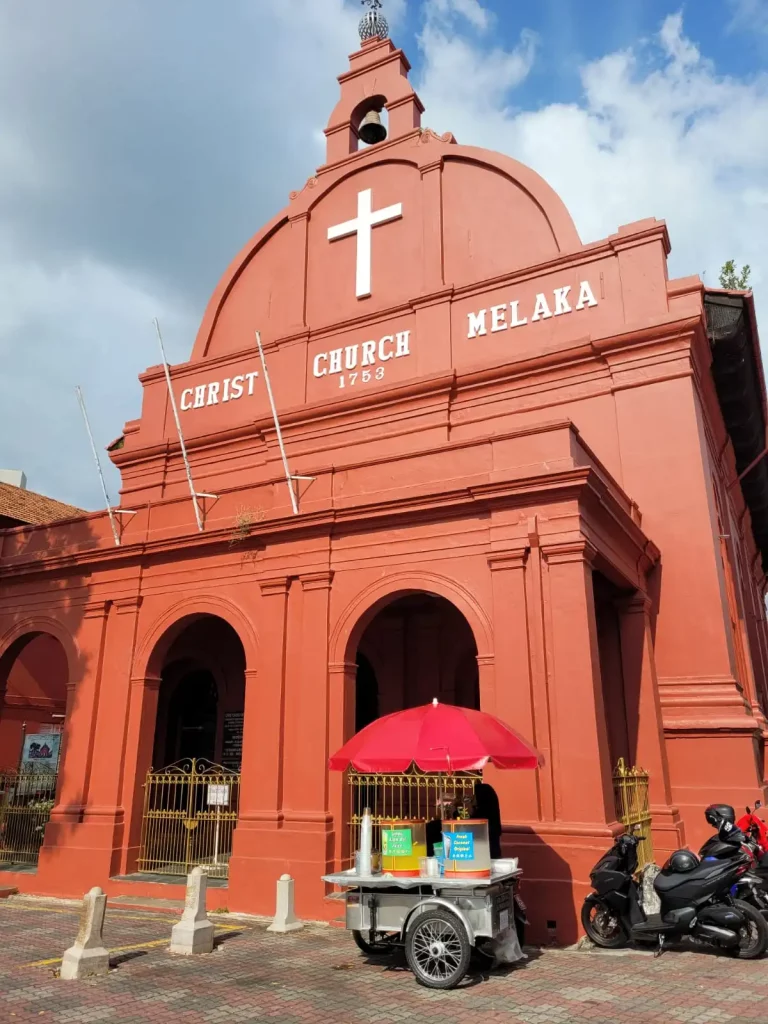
[339,366,385,388]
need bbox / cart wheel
[351,930,397,956]
[405,907,471,989]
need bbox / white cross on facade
[327,188,403,299]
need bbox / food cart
[322,858,522,989]
[325,699,543,989]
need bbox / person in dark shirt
[472,781,502,858]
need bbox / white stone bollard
[59,887,110,980]
[267,874,303,933]
[170,866,215,955]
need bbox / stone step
[0,886,19,900]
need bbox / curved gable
[192,139,582,362]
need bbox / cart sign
[20,733,61,772]
[207,784,230,807]
[445,832,475,861]
[382,827,413,858]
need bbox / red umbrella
[329,699,544,773]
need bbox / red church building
[1,18,767,944]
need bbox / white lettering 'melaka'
[467,281,598,340]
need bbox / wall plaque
[222,712,244,770]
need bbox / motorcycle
[582,831,767,958]
[738,800,768,846]
[699,803,768,917]
[736,799,768,892]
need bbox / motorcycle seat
[655,861,729,892]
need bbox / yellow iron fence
[0,768,58,867]
[137,759,240,879]
[613,758,654,870]
[348,769,482,858]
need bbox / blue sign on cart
[449,832,475,861]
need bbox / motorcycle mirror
[747,806,752,814]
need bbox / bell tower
[324,0,424,164]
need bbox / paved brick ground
[2,895,768,1023]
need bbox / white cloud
[0,0,369,508]
[428,0,493,32]
[659,11,701,67]
[729,0,768,35]
[0,235,194,509]
[418,7,768,327]
[419,1,537,112]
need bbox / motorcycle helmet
[705,804,736,827]
[661,849,699,875]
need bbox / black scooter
[699,806,768,918]
[582,832,767,958]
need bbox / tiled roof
[0,482,85,527]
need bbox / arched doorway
[0,631,68,867]
[347,591,482,862]
[138,615,247,879]
[354,592,480,729]
[151,617,246,771]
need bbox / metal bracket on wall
[255,330,315,515]
[153,318,218,532]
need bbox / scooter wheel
[732,899,768,960]
[581,899,627,948]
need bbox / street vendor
[471,782,503,858]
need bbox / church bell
[358,109,387,146]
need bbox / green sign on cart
[382,828,413,857]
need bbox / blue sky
[398,1,766,95]
[0,0,766,508]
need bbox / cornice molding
[300,571,334,592]
[487,549,529,572]
[0,460,654,583]
[259,576,291,598]
[542,539,598,566]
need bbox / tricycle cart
[326,699,542,988]
[322,862,523,989]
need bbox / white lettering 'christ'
[327,188,403,300]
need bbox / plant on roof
[719,260,751,290]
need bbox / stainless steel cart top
[322,865,522,890]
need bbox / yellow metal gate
[137,759,240,879]
[348,769,481,857]
[0,769,58,867]
[613,759,654,869]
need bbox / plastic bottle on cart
[358,808,373,876]
[433,841,446,876]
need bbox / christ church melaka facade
[1,28,768,945]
